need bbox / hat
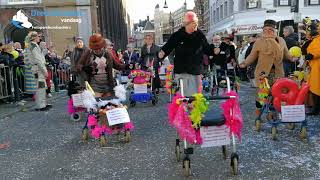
[75,37,84,42]
[263,19,277,29]
[89,34,106,50]
[184,11,198,24]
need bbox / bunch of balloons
[272,78,310,112]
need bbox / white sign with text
[71,93,84,107]
[106,107,130,126]
[281,105,305,122]
[200,125,230,148]
[134,84,148,94]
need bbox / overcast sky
[127,0,195,23]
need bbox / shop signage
[234,24,263,35]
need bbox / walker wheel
[100,135,107,147]
[271,127,277,140]
[266,112,274,121]
[175,145,181,162]
[124,131,131,143]
[287,123,295,130]
[231,156,239,175]
[81,128,89,142]
[300,127,307,139]
[183,159,191,176]
[70,113,81,122]
[130,101,136,107]
[222,145,227,160]
[255,119,262,132]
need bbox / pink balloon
[295,83,310,105]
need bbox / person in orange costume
[303,21,320,115]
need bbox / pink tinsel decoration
[67,99,75,115]
[91,126,103,138]
[88,115,98,127]
[195,130,203,144]
[101,125,113,135]
[124,121,134,131]
[172,104,198,144]
[221,91,243,141]
[168,93,183,126]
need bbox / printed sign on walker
[134,84,148,94]
[281,105,305,122]
[200,125,230,148]
[106,107,130,126]
[71,94,84,107]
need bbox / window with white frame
[217,7,220,21]
[224,1,228,17]
[213,10,216,22]
[229,0,234,14]
[309,0,320,5]
[247,0,258,8]
[8,0,38,4]
[278,0,291,6]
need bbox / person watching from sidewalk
[26,31,52,111]
[236,41,249,81]
[71,37,88,87]
[78,34,132,98]
[239,19,296,119]
[139,34,161,94]
[283,26,299,76]
[245,34,259,88]
[209,35,230,71]
[159,11,213,96]
[302,21,320,115]
[122,44,139,76]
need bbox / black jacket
[284,33,299,49]
[161,27,212,75]
[139,44,160,70]
[209,42,230,69]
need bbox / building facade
[203,0,210,34]
[154,4,171,45]
[194,0,206,33]
[0,0,97,55]
[96,0,129,50]
[132,17,155,49]
[207,0,320,40]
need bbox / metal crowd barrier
[0,65,14,100]
[0,63,71,101]
[0,65,29,101]
[51,64,71,89]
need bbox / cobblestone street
[1,84,320,179]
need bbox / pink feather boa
[172,104,202,144]
[90,121,134,138]
[168,93,183,125]
[168,94,202,144]
[67,99,75,115]
[221,91,243,141]
[88,115,98,127]
[67,98,86,115]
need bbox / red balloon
[272,78,299,112]
[295,83,310,105]
[273,98,282,112]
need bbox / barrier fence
[0,64,71,101]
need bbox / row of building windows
[210,0,319,24]
[210,0,234,23]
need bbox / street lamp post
[164,0,168,8]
